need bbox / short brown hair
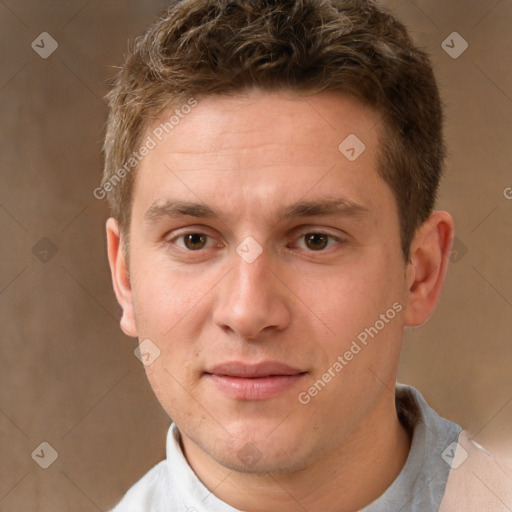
[102,0,445,260]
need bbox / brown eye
[183,233,208,250]
[304,233,329,250]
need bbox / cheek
[130,260,212,402]
[302,256,406,390]
[130,255,213,338]
[312,258,402,336]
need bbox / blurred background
[0,0,511,510]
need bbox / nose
[212,246,292,341]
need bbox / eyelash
[168,230,344,253]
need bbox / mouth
[204,361,307,400]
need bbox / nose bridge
[213,246,290,339]
[230,248,274,311]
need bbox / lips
[204,361,307,400]
[206,361,304,378]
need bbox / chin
[204,426,317,475]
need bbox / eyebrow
[143,198,369,224]
[282,198,369,219]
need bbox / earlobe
[106,218,138,338]
[404,211,454,327]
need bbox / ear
[404,211,454,327]
[106,217,138,337]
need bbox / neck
[181,392,411,512]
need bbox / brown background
[1,0,511,510]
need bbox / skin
[107,89,454,512]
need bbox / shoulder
[109,461,170,512]
[439,430,512,512]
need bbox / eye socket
[173,232,213,251]
[294,232,341,251]
[168,231,343,253]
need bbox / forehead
[131,90,391,225]
[146,89,381,166]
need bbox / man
[102,0,512,510]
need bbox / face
[111,90,414,474]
